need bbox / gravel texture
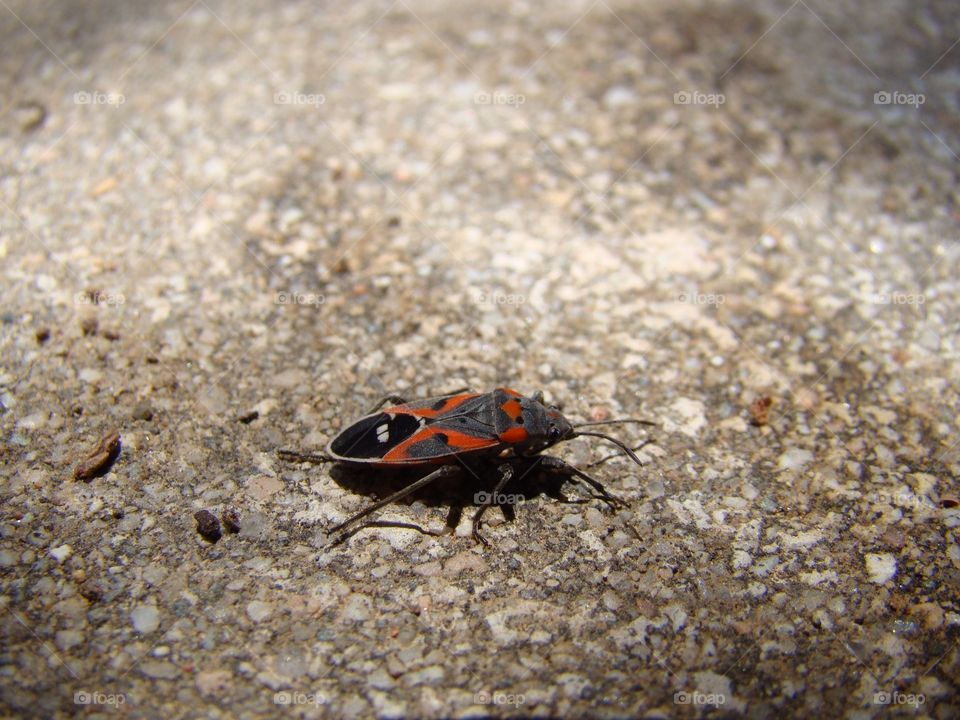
[1,0,959,718]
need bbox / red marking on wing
[381,426,498,462]
[498,426,529,444]
[386,393,481,419]
[500,398,523,421]
[440,429,500,450]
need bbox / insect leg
[471,462,514,546]
[328,464,461,538]
[277,449,333,464]
[366,394,410,412]
[584,440,653,470]
[536,455,627,510]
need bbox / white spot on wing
[376,423,389,442]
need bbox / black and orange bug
[278,387,653,544]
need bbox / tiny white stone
[669,397,707,438]
[49,544,72,562]
[341,593,372,622]
[781,529,824,552]
[246,600,273,623]
[662,603,688,631]
[557,673,591,699]
[777,447,814,471]
[693,670,732,699]
[131,604,160,634]
[16,412,47,429]
[55,629,84,650]
[602,86,637,108]
[865,553,897,584]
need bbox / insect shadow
[325,458,601,542]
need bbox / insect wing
[328,411,422,460]
[385,391,481,418]
[328,392,502,463]
[381,392,501,462]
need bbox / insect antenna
[573,419,656,428]
[572,430,647,466]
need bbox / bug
[278,387,653,544]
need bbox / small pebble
[246,600,273,623]
[16,100,47,132]
[602,86,638,108]
[196,669,233,697]
[80,316,98,336]
[55,629,84,651]
[139,661,179,679]
[49,544,72,562]
[194,510,222,542]
[131,603,160,633]
[557,673,591,700]
[777,447,813,472]
[73,430,121,481]
[80,581,104,602]
[342,593,373,622]
[749,396,773,426]
[865,553,897,584]
[132,403,154,421]
[221,508,241,533]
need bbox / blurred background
[1,0,958,717]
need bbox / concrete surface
[1,0,959,717]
